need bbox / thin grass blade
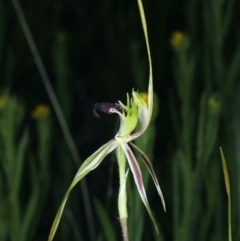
[94,198,117,241]
[219,147,232,241]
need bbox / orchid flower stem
[117,146,129,241]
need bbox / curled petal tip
[93,102,122,118]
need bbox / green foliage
[94,198,117,241]
[169,0,240,240]
[0,93,52,241]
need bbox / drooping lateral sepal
[119,142,159,233]
[48,139,119,241]
[130,142,166,211]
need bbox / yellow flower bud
[0,97,5,109]
[32,104,50,121]
[170,31,184,50]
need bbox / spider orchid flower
[48,89,166,241]
[48,1,165,240]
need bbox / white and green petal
[48,139,118,241]
[119,142,160,233]
[128,0,154,142]
[130,91,150,140]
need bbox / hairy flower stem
[120,218,129,241]
[117,146,129,241]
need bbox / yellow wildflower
[0,98,5,109]
[170,31,184,49]
[32,104,50,121]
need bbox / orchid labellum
[48,1,165,240]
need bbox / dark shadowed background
[0,0,240,240]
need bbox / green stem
[228,196,232,241]
[116,146,128,241]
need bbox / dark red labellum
[93,102,122,118]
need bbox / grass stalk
[219,147,232,241]
[11,0,95,240]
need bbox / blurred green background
[0,0,240,240]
